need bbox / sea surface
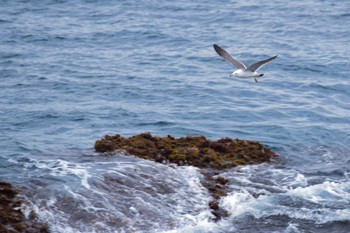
[1,0,350,232]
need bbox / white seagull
[213,44,277,82]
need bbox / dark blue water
[1,1,350,232]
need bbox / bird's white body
[213,44,277,82]
[231,69,263,78]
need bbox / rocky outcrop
[0,181,49,233]
[95,133,276,169]
[95,132,277,220]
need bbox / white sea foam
[11,154,350,232]
[220,164,350,229]
[32,159,92,189]
[21,155,218,233]
[283,223,301,233]
[289,180,350,204]
[158,218,222,233]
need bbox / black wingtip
[213,44,222,54]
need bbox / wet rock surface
[0,181,49,233]
[95,133,277,220]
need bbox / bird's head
[230,71,238,77]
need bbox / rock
[94,133,277,169]
[0,181,50,233]
[94,132,278,220]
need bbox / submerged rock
[94,132,277,220]
[0,181,49,233]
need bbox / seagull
[213,44,277,82]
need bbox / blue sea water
[1,0,350,232]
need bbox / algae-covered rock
[0,181,49,233]
[94,132,278,220]
[94,132,277,169]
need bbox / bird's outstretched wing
[213,44,246,69]
[247,55,278,72]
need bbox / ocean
[1,0,350,232]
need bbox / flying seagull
[213,44,277,82]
